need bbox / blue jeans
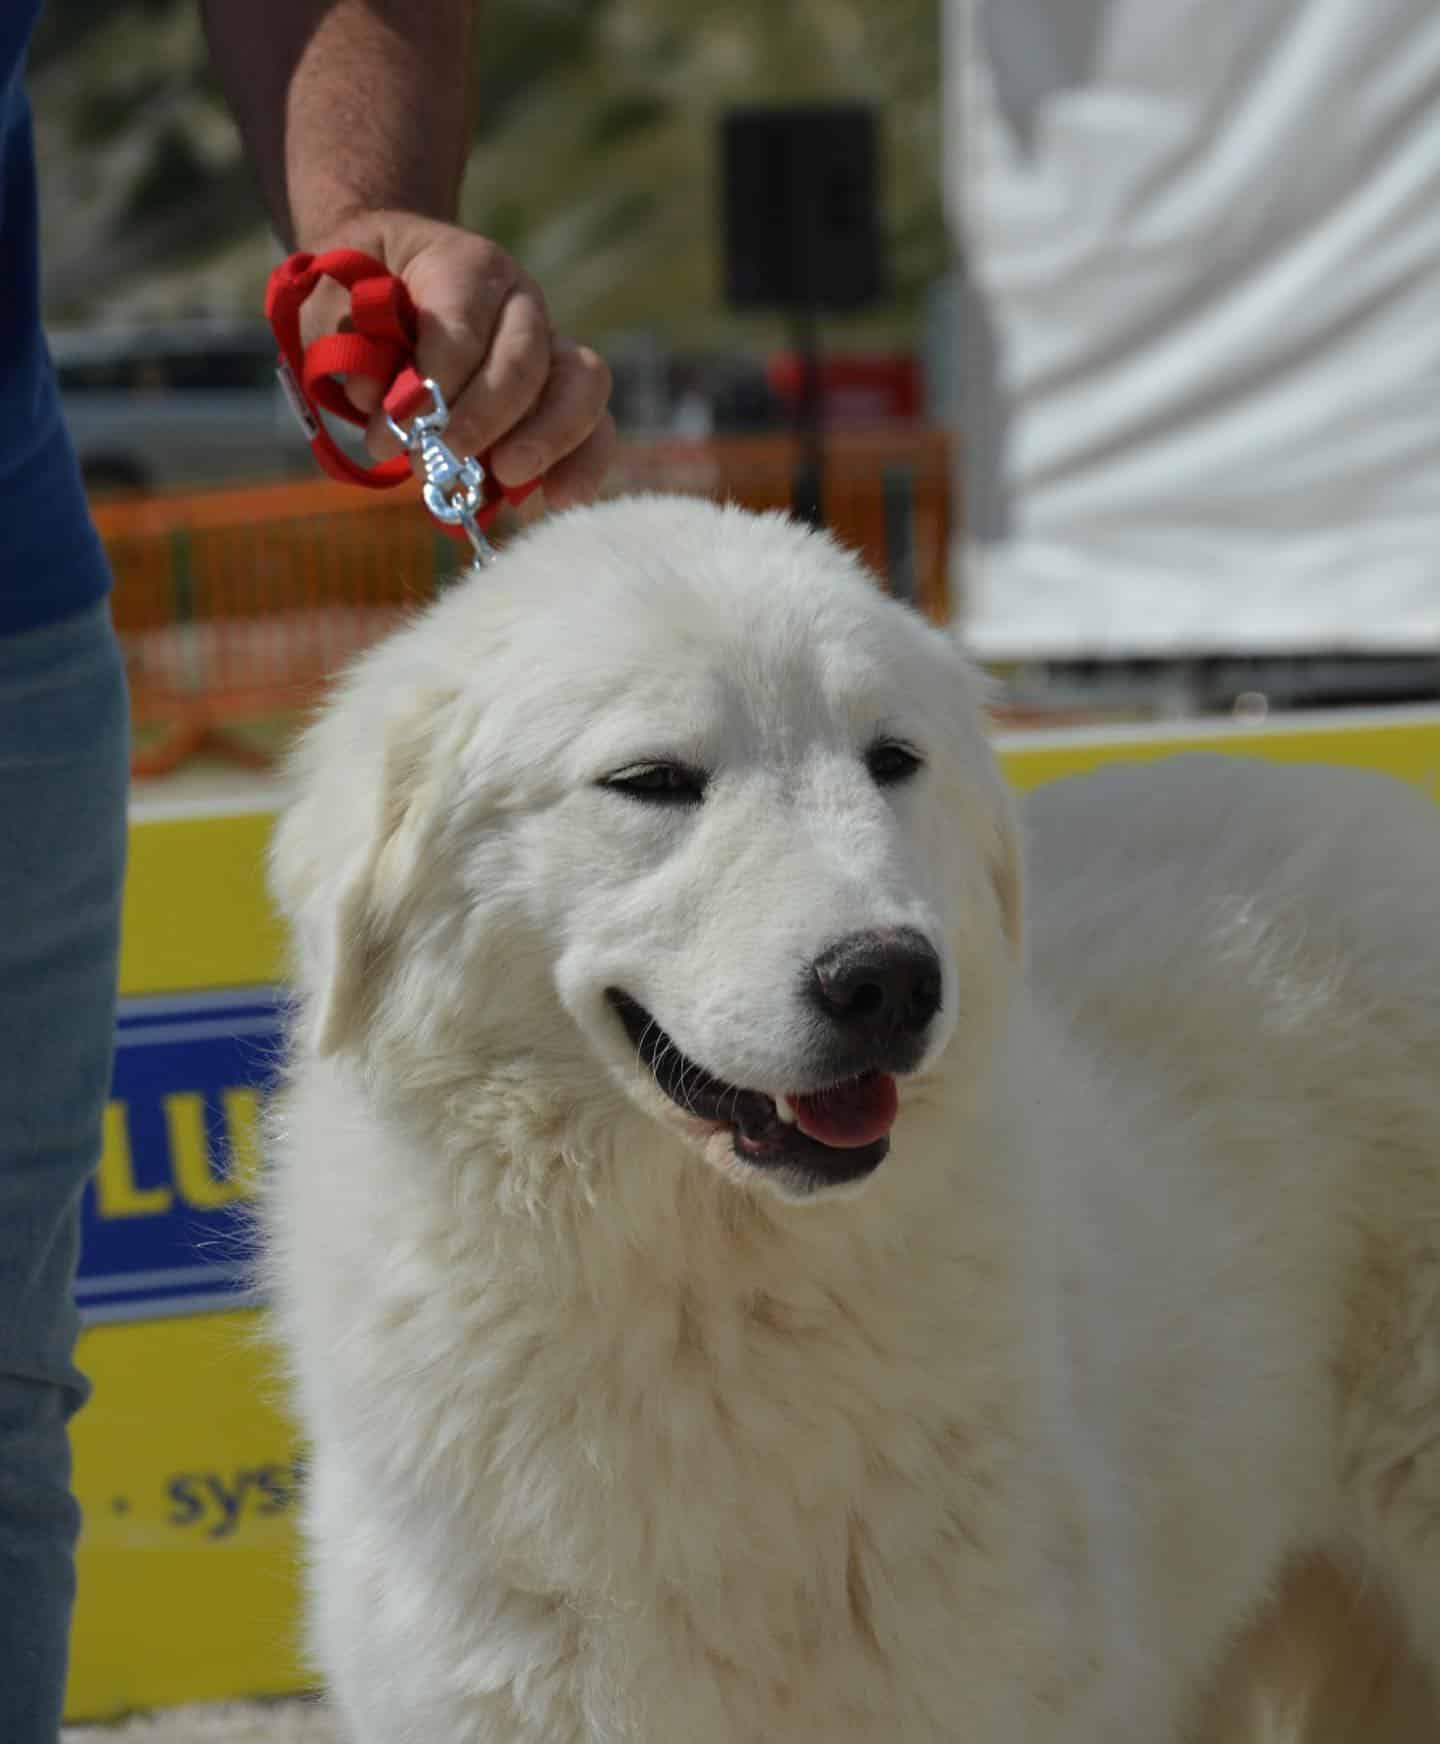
[0,604,128,1742]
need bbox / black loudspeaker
[721,105,882,313]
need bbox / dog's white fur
[265,496,1440,1743]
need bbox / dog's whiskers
[671,1048,702,1114]
[634,1015,660,1063]
[618,996,777,1130]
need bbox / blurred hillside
[31,0,946,350]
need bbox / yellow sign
[66,708,1440,1720]
[998,705,1440,802]
[69,801,301,1720]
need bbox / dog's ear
[272,685,458,1057]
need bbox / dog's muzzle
[606,935,943,1194]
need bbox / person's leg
[0,604,127,1743]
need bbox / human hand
[304,210,616,509]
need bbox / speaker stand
[790,301,826,529]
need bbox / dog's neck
[361,1024,1030,1318]
[312,1021,1052,1615]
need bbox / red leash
[265,248,539,555]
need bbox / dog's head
[272,497,1020,1201]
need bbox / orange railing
[96,429,952,777]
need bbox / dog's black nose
[808,929,943,1041]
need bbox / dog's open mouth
[607,990,898,1186]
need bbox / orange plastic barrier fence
[94,429,952,777]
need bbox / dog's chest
[434,1271,1035,1732]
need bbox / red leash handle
[265,248,539,531]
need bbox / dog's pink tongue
[791,1074,899,1149]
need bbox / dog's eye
[866,740,924,787]
[601,763,708,805]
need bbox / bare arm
[200,0,474,250]
[200,0,615,503]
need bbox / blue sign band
[79,989,290,1324]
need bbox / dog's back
[1024,754,1440,1741]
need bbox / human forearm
[200,0,475,249]
[201,0,614,502]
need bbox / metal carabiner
[385,380,498,566]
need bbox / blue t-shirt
[1,0,111,636]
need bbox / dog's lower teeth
[775,1095,797,1125]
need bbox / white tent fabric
[948,0,1440,658]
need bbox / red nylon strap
[384,366,434,427]
[264,248,540,527]
[265,249,409,488]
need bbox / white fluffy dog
[266,496,1440,1743]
